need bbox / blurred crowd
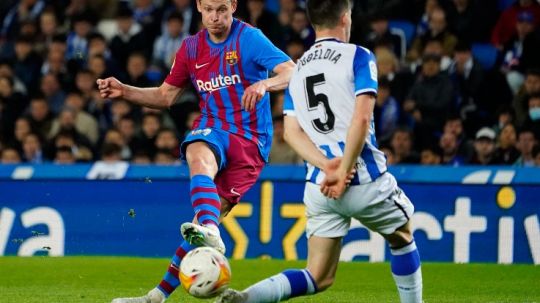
[1,0,540,167]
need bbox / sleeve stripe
[355,88,377,96]
[283,110,296,116]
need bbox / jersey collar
[314,37,343,43]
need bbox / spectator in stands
[132,0,162,44]
[408,7,457,63]
[87,33,118,78]
[448,0,474,41]
[12,117,32,151]
[64,0,98,23]
[152,12,186,72]
[0,59,27,95]
[493,123,520,164]
[469,127,496,164]
[13,35,43,91]
[493,105,516,135]
[379,145,396,165]
[443,114,472,157]
[155,128,180,159]
[405,53,455,146]
[110,6,148,72]
[35,10,61,56]
[41,48,66,79]
[416,0,441,37]
[132,151,152,164]
[27,96,54,139]
[285,38,305,63]
[449,41,485,133]
[125,52,153,87]
[420,144,442,165]
[154,148,178,165]
[375,47,414,103]
[162,0,199,36]
[40,73,66,114]
[491,0,540,49]
[100,142,123,162]
[51,129,93,162]
[514,69,540,126]
[532,144,540,165]
[48,107,94,150]
[0,75,28,143]
[514,128,537,166]
[390,127,419,163]
[66,12,95,61]
[285,8,314,48]
[1,146,22,164]
[269,115,301,164]
[246,0,283,46]
[117,115,139,155]
[75,69,98,105]
[21,132,44,163]
[50,93,99,145]
[0,0,45,40]
[136,113,162,157]
[54,145,76,164]
[87,55,108,81]
[422,38,452,71]
[277,0,297,29]
[374,78,400,142]
[103,128,131,160]
[522,93,540,136]
[439,131,466,166]
[364,13,403,59]
[501,11,537,95]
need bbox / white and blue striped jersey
[284,38,386,185]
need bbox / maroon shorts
[213,133,265,204]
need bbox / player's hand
[320,158,355,199]
[242,80,267,111]
[97,77,124,99]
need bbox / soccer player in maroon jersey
[98,1,295,302]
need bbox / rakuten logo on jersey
[196,74,241,92]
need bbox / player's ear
[230,0,238,13]
[196,0,202,13]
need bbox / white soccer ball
[179,247,232,298]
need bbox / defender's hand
[97,77,124,99]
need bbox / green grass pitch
[0,257,538,303]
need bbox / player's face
[197,0,237,37]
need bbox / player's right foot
[215,289,247,303]
[180,222,226,254]
[111,287,165,303]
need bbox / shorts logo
[230,188,241,196]
[191,128,212,136]
[225,51,238,65]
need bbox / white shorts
[304,173,414,238]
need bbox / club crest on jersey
[225,51,238,65]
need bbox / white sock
[243,269,317,303]
[390,241,423,303]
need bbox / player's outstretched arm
[97,77,183,109]
[321,94,375,199]
[283,115,329,169]
[241,60,295,111]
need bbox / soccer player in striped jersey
[216,0,423,302]
[98,0,294,302]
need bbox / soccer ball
[179,247,232,298]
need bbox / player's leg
[383,222,423,303]
[217,236,341,303]
[112,198,234,303]
[180,140,227,252]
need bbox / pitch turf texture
[0,257,538,303]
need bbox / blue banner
[0,165,539,264]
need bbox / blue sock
[242,269,317,302]
[190,175,221,227]
[157,241,194,297]
[390,241,423,303]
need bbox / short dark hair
[306,0,351,29]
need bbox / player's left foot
[180,222,226,254]
[111,288,165,303]
[215,289,247,303]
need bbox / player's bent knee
[309,271,334,292]
[384,224,414,248]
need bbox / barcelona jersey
[165,18,290,161]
